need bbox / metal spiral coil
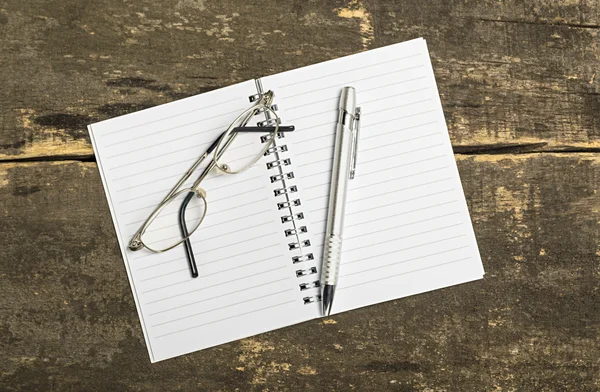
[264,145,288,156]
[299,281,320,291]
[273,185,297,197]
[303,295,322,304]
[296,267,317,277]
[285,226,307,237]
[292,253,314,264]
[266,158,291,169]
[281,212,304,223]
[277,199,301,210]
[288,239,311,250]
[270,172,294,183]
[257,117,280,127]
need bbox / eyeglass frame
[127,91,291,277]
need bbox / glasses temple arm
[179,191,199,278]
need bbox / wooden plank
[1,155,598,391]
[1,1,600,160]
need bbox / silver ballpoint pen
[321,86,361,316]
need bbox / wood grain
[1,155,598,391]
[1,0,599,160]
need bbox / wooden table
[2,1,599,390]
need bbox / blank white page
[89,80,317,362]
[262,38,484,315]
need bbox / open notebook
[89,38,484,362]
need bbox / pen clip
[349,107,361,179]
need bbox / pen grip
[321,235,342,285]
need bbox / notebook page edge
[88,124,157,362]
[421,39,485,276]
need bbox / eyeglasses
[127,91,293,277]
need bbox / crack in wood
[476,17,600,30]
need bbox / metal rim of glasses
[138,187,208,253]
[212,103,280,175]
[128,91,279,254]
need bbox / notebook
[89,38,484,362]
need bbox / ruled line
[359,155,446,177]
[148,275,289,316]
[293,126,439,162]
[122,185,265,218]
[123,195,267,229]
[281,83,430,114]
[143,264,286,294]
[361,121,438,141]
[304,156,449,191]
[130,212,272,258]
[145,265,288,303]
[340,246,470,278]
[157,220,273,246]
[286,97,432,124]
[361,109,437,130]
[280,64,425,100]
[117,167,262,204]
[360,133,440,154]
[136,243,281,272]
[344,223,464,253]
[312,211,461,240]
[304,189,454,215]
[116,172,186,193]
[154,300,296,338]
[100,96,242,136]
[350,191,456,217]
[277,52,422,88]
[292,113,440,156]
[305,177,452,203]
[348,178,452,204]
[104,106,245,150]
[297,157,335,169]
[105,123,215,153]
[116,151,259,192]
[350,166,450,192]
[111,142,260,182]
[292,122,439,160]
[295,144,334,157]
[346,212,460,240]
[344,200,458,229]
[312,234,468,261]
[113,156,197,181]
[293,132,335,146]
[141,232,278,267]
[107,140,213,171]
[140,252,284,283]
[338,257,472,290]
[151,289,293,328]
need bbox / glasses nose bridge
[258,90,275,107]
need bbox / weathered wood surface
[2,0,600,391]
[2,155,599,391]
[1,0,600,160]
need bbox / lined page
[89,81,316,362]
[262,38,484,314]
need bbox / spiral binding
[266,158,291,169]
[270,172,294,183]
[277,199,301,210]
[253,87,320,306]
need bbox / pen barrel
[321,105,355,286]
[322,235,343,285]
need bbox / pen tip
[321,284,335,317]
